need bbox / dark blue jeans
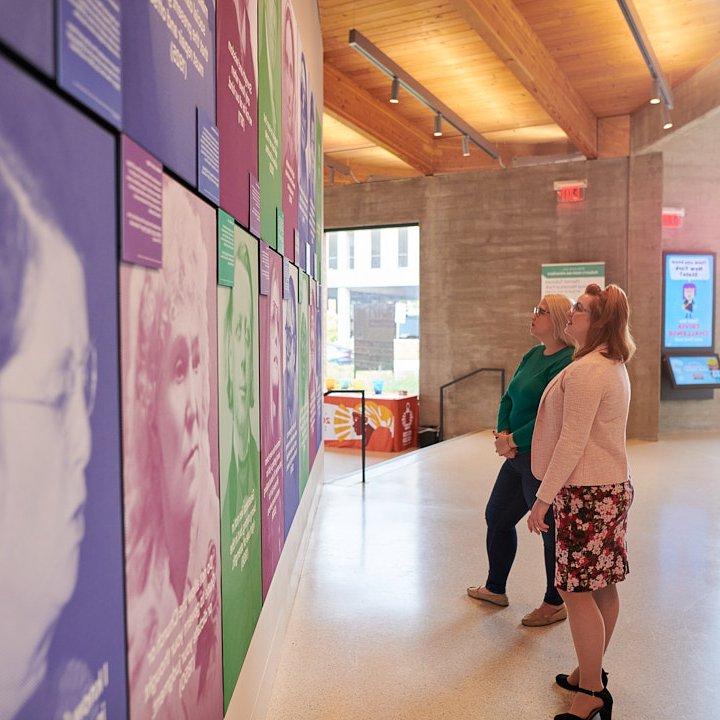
[484,452,563,606]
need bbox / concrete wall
[643,109,720,433]
[325,157,662,439]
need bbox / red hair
[575,283,636,363]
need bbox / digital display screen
[666,354,720,388]
[663,253,715,350]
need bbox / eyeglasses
[532,306,550,317]
[0,343,97,420]
[570,301,587,315]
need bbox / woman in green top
[467,294,574,627]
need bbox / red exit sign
[662,207,685,229]
[554,179,587,203]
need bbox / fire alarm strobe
[554,179,587,203]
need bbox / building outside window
[371,230,381,268]
[325,225,419,395]
[398,227,408,268]
[329,232,338,269]
[347,232,355,269]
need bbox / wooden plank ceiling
[321,0,720,183]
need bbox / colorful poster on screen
[296,47,309,268]
[298,272,310,495]
[57,0,122,126]
[283,263,299,534]
[0,54,127,720]
[259,243,285,596]
[120,176,222,720]
[540,262,605,301]
[258,0,281,248]
[664,253,715,349]
[122,0,216,186]
[218,225,262,710]
[667,355,720,386]
[0,1,53,75]
[217,0,258,226]
[281,0,298,261]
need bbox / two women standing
[470,284,635,720]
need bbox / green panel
[218,227,262,710]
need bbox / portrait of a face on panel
[0,0,323,716]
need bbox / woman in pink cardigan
[527,284,635,720]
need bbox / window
[371,230,381,268]
[347,232,355,270]
[329,233,338,269]
[398,227,408,268]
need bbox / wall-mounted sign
[554,179,587,203]
[541,262,605,301]
[663,252,715,350]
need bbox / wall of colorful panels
[0,1,323,716]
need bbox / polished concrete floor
[266,431,720,720]
[323,445,413,483]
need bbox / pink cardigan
[531,348,631,504]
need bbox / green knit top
[496,344,575,454]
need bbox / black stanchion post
[323,389,367,485]
[361,390,366,484]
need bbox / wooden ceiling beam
[449,0,599,158]
[324,63,437,175]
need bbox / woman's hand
[527,499,551,534]
[493,431,515,456]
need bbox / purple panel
[259,246,284,597]
[0,53,127,720]
[122,0,216,186]
[121,135,163,268]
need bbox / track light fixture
[349,30,501,163]
[662,104,673,130]
[461,135,470,157]
[390,76,400,104]
[649,78,661,105]
[615,0,673,108]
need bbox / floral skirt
[553,480,634,592]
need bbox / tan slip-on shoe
[466,586,509,607]
[521,604,567,627]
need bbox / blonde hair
[542,294,575,347]
[575,284,636,363]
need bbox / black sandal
[554,685,613,720]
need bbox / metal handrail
[323,389,366,483]
[438,368,506,442]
